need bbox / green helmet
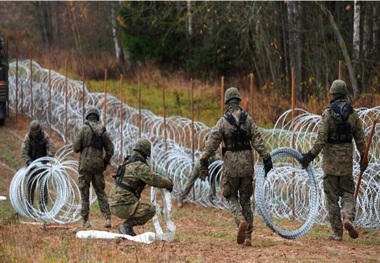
[85,106,100,120]
[224,87,241,104]
[329,80,347,95]
[30,120,41,132]
[133,138,151,157]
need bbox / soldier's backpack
[85,122,105,151]
[222,110,251,153]
[329,101,354,143]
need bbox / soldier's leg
[340,174,358,239]
[323,174,343,240]
[222,176,246,244]
[92,173,112,227]
[178,161,201,207]
[78,173,91,227]
[239,176,254,246]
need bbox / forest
[0,1,379,105]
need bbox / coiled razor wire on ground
[8,144,97,224]
[255,147,319,239]
[6,59,380,231]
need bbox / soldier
[200,87,273,246]
[108,138,173,236]
[73,106,114,228]
[300,79,367,241]
[21,120,56,210]
[177,151,222,208]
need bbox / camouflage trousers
[110,201,156,226]
[222,175,254,238]
[78,172,111,220]
[323,173,356,236]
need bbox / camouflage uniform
[21,120,56,207]
[201,87,272,246]
[108,138,173,236]
[73,106,114,228]
[301,80,366,240]
[178,151,222,208]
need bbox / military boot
[237,219,248,244]
[178,196,184,208]
[104,218,111,228]
[119,221,136,236]
[243,233,252,246]
[83,216,91,228]
[343,219,358,239]
[328,233,342,241]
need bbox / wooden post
[291,67,296,220]
[250,73,254,117]
[48,51,52,137]
[29,45,33,119]
[103,69,107,125]
[119,74,124,163]
[138,76,141,138]
[15,39,19,121]
[190,78,194,164]
[354,119,377,201]
[65,60,68,142]
[82,66,85,122]
[338,60,342,80]
[162,84,167,152]
[220,76,224,116]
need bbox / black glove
[41,160,49,165]
[26,160,32,166]
[263,155,273,177]
[299,151,315,169]
[360,155,368,172]
[199,158,209,181]
[166,179,173,192]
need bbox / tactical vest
[85,122,105,151]
[222,110,251,154]
[328,101,354,144]
[112,155,146,198]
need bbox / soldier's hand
[166,179,173,192]
[360,155,368,172]
[199,158,209,181]
[263,155,273,177]
[103,159,109,171]
[299,151,315,169]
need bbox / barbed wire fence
[6,59,380,231]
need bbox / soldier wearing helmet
[73,106,115,229]
[21,120,56,210]
[108,138,173,236]
[300,79,367,241]
[200,87,273,246]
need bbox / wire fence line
[7,59,380,230]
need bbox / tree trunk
[34,1,54,47]
[111,4,125,63]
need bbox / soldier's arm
[137,165,173,189]
[103,131,114,163]
[310,111,329,156]
[351,112,366,155]
[201,119,223,160]
[73,127,84,153]
[21,135,32,164]
[249,118,270,159]
[44,132,56,157]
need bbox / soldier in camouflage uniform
[73,106,114,229]
[300,79,368,241]
[200,87,273,246]
[21,120,56,209]
[177,151,222,208]
[108,138,173,236]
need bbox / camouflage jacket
[73,120,114,174]
[201,105,270,178]
[310,99,366,175]
[108,151,173,207]
[21,130,56,164]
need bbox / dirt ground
[1,110,380,263]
